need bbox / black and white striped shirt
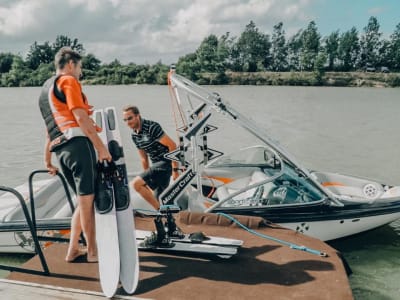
[130,118,169,163]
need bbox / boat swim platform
[6,212,353,300]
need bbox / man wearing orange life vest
[39,47,112,262]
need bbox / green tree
[26,41,53,70]
[389,23,400,70]
[324,30,340,70]
[195,34,220,72]
[1,55,31,86]
[148,62,169,84]
[30,63,54,85]
[359,16,382,68]
[82,53,101,71]
[176,53,201,80]
[313,52,327,84]
[270,22,288,71]
[300,21,321,71]
[0,52,15,73]
[229,41,242,72]
[338,27,359,71]
[216,32,234,71]
[234,21,271,72]
[378,39,391,68]
[52,35,85,54]
[287,29,303,71]
[25,35,85,71]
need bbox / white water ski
[137,237,238,257]
[93,109,120,298]
[104,107,139,294]
[136,229,243,247]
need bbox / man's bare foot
[87,254,98,263]
[65,248,87,262]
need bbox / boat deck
[6,212,353,299]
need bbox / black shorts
[55,137,97,196]
[141,160,172,198]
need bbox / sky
[0,0,399,65]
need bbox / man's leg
[65,206,83,261]
[78,194,97,261]
[132,176,160,210]
[58,138,98,262]
[65,194,97,262]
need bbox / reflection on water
[330,220,400,300]
[0,254,32,278]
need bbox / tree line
[0,16,399,87]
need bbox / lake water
[1,84,400,299]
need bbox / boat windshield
[205,146,325,208]
[207,145,278,168]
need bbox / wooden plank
[0,279,145,300]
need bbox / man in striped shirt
[123,105,179,210]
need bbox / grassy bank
[197,71,400,87]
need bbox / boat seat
[312,171,384,200]
[216,170,275,206]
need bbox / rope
[135,208,158,214]
[216,212,328,257]
[135,207,327,257]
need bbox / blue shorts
[141,160,172,199]
[55,137,97,196]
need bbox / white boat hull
[279,212,400,241]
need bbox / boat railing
[28,170,75,232]
[0,185,49,276]
[0,170,76,276]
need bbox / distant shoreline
[79,71,400,88]
[193,71,400,88]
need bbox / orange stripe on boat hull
[202,176,234,184]
[322,182,345,187]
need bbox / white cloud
[368,6,384,16]
[0,0,350,64]
[0,1,43,35]
[67,0,120,11]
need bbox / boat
[138,70,400,242]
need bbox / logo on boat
[14,230,65,252]
[14,231,35,252]
[161,168,196,204]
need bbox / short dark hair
[123,105,140,115]
[54,47,82,70]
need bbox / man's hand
[46,163,59,175]
[172,169,179,180]
[97,147,112,162]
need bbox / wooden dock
[5,212,353,299]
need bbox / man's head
[54,47,82,79]
[122,105,141,130]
